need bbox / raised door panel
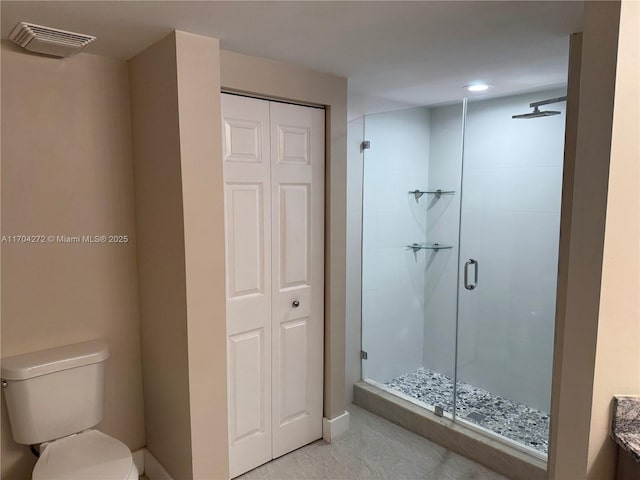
[279,184,310,289]
[228,329,266,441]
[226,184,264,299]
[222,94,272,478]
[270,102,325,458]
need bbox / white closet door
[270,102,325,458]
[221,94,272,478]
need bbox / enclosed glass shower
[360,88,566,458]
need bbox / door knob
[292,300,300,308]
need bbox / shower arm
[529,96,567,108]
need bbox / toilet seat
[33,429,138,480]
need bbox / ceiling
[1,1,584,109]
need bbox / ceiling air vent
[9,22,96,58]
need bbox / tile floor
[237,404,507,480]
[385,367,550,454]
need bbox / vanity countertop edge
[611,395,640,464]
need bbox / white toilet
[1,340,139,480]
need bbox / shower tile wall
[361,107,431,383]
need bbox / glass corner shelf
[409,189,456,200]
[406,242,453,252]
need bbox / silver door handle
[292,300,300,308]
[464,259,478,290]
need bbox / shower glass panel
[455,88,566,455]
[361,103,464,417]
[360,87,566,460]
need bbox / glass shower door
[455,89,566,456]
[360,104,464,417]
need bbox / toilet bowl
[32,430,138,480]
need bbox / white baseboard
[132,448,145,475]
[322,410,350,443]
[144,448,175,480]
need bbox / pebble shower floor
[385,367,550,454]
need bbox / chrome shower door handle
[464,259,478,290]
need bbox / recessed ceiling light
[465,83,491,92]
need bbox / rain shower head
[512,95,566,119]
[512,106,561,119]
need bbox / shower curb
[353,381,547,480]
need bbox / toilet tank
[1,340,110,445]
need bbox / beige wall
[220,50,348,420]
[587,0,640,477]
[129,31,228,479]
[549,1,619,475]
[174,31,228,480]
[548,30,589,480]
[128,32,193,480]
[549,1,640,478]
[1,41,145,479]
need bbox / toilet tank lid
[1,340,109,380]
